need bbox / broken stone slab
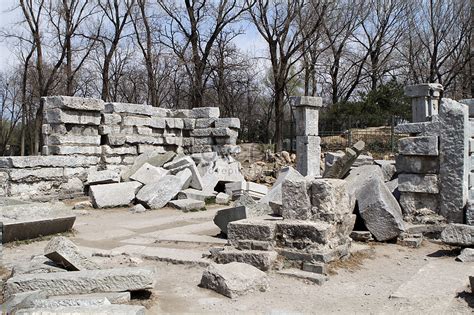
[122,150,175,181]
[44,236,100,271]
[86,169,120,186]
[89,182,143,208]
[26,296,111,308]
[386,178,400,201]
[441,223,473,246]
[11,255,65,276]
[457,248,474,262]
[281,170,311,220]
[168,198,205,212]
[323,140,365,179]
[215,192,231,204]
[374,160,396,182]
[234,192,272,217]
[212,249,278,271]
[214,159,245,183]
[398,136,439,156]
[397,233,423,248]
[395,155,439,174]
[352,154,374,167]
[15,305,146,315]
[2,291,48,315]
[277,269,328,285]
[0,156,100,168]
[225,181,268,200]
[259,166,301,216]
[0,203,76,243]
[129,163,169,185]
[346,168,405,241]
[199,262,268,298]
[398,174,439,194]
[164,156,204,190]
[213,206,247,235]
[177,188,216,203]
[5,267,156,298]
[136,169,192,209]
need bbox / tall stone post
[404,83,443,122]
[290,96,322,177]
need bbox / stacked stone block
[0,156,100,201]
[459,98,474,225]
[42,96,103,156]
[291,96,322,177]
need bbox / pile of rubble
[3,236,155,314]
[86,149,244,212]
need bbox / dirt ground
[2,204,473,314]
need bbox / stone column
[404,83,443,122]
[290,96,322,177]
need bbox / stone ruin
[2,87,474,311]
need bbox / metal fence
[319,128,403,155]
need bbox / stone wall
[460,98,474,224]
[0,96,240,200]
[396,85,470,224]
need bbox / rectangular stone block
[394,121,440,135]
[47,145,102,156]
[196,118,217,128]
[102,113,122,124]
[215,118,240,129]
[398,174,439,194]
[212,128,238,137]
[165,118,184,129]
[137,144,167,154]
[191,107,220,118]
[398,136,439,156]
[104,102,154,115]
[9,168,64,182]
[122,116,151,126]
[6,156,99,168]
[291,96,323,107]
[395,155,439,174]
[276,220,335,249]
[5,267,156,298]
[227,218,278,243]
[124,135,164,145]
[16,305,146,315]
[44,236,100,271]
[294,107,318,136]
[399,192,439,217]
[89,182,143,208]
[182,118,196,130]
[149,117,165,129]
[190,128,212,137]
[295,135,320,177]
[47,135,100,146]
[44,109,101,125]
[43,96,104,112]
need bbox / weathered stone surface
[276,220,336,249]
[324,141,365,179]
[104,102,155,115]
[215,192,230,204]
[16,305,146,315]
[213,249,277,271]
[2,291,47,315]
[227,218,278,243]
[352,154,374,167]
[456,248,474,262]
[45,108,101,125]
[177,188,215,202]
[26,297,111,308]
[440,223,473,246]
[259,166,301,216]
[9,167,64,182]
[398,174,439,194]
[399,192,439,217]
[47,135,100,146]
[291,95,323,107]
[438,99,469,223]
[51,292,131,304]
[86,169,120,185]
[89,182,143,208]
[278,269,328,285]
[5,267,156,298]
[44,236,99,271]
[164,156,204,190]
[281,171,311,220]
[129,163,169,185]
[44,96,105,111]
[214,160,244,183]
[398,136,439,156]
[47,145,102,155]
[374,160,396,181]
[215,118,240,129]
[395,155,439,174]
[293,105,319,136]
[122,150,175,181]
[213,206,247,235]
[192,107,220,118]
[136,169,191,209]
[295,135,321,177]
[350,231,374,242]
[394,121,440,135]
[347,171,405,241]
[1,156,99,168]
[235,192,272,217]
[309,179,351,223]
[168,198,205,211]
[199,262,268,298]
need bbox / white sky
[0,1,268,70]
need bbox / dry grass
[327,247,375,275]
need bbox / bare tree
[249,0,328,151]
[157,0,253,108]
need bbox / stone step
[302,262,327,275]
[277,269,328,285]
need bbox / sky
[0,1,268,70]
